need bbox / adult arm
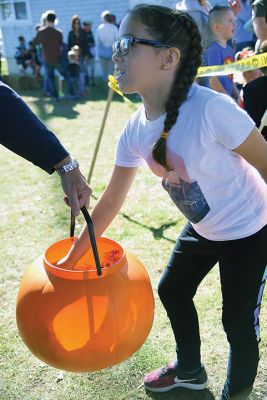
[251,0,267,42]
[0,82,92,215]
[0,82,68,172]
[32,31,40,46]
[58,165,139,268]
[233,126,267,181]
[231,82,240,102]
[67,30,73,50]
[209,76,229,95]
[253,16,267,41]
[80,30,88,57]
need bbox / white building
[0,0,176,74]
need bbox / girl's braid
[152,13,203,170]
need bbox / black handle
[70,207,102,276]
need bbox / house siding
[2,0,176,73]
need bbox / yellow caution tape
[108,52,267,107]
[197,52,267,77]
[108,75,137,109]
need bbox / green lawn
[0,85,266,400]
[0,57,8,76]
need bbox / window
[0,0,30,23]
[14,2,27,20]
[0,1,12,21]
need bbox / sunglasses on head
[112,36,171,56]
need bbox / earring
[160,65,167,70]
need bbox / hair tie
[161,131,169,139]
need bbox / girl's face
[112,15,167,95]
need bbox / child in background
[203,6,240,101]
[58,5,267,400]
[67,49,81,98]
[72,45,85,95]
[14,36,33,74]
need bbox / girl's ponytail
[152,12,202,170]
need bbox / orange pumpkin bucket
[16,208,154,372]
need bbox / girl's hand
[56,238,92,270]
[56,254,75,270]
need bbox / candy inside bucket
[73,249,122,271]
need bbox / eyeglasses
[112,36,171,56]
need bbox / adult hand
[228,0,241,16]
[60,168,92,217]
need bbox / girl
[59,5,267,400]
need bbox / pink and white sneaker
[144,361,208,393]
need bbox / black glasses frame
[112,36,171,56]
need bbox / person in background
[110,14,120,28]
[68,16,87,94]
[25,40,41,82]
[243,40,267,139]
[176,0,212,51]
[96,10,118,83]
[36,14,51,96]
[83,21,96,87]
[33,10,73,100]
[67,49,81,98]
[15,36,33,74]
[203,6,240,101]
[234,0,256,51]
[251,0,267,47]
[0,80,91,216]
[32,25,43,84]
[68,16,86,52]
[234,47,263,107]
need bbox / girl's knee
[158,271,194,305]
[222,311,258,344]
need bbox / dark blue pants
[44,62,73,98]
[158,223,267,399]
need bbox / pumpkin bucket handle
[70,207,102,276]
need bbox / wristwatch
[56,159,79,176]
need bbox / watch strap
[56,159,79,176]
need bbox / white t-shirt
[115,84,267,241]
[96,22,118,48]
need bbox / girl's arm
[233,127,267,182]
[58,165,139,268]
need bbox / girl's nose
[112,49,123,63]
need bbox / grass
[0,84,266,400]
[0,57,8,76]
